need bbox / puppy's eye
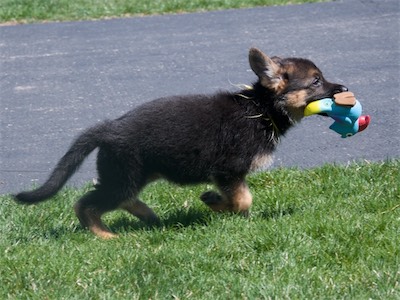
[282,72,289,80]
[312,76,321,87]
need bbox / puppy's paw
[200,191,223,205]
[145,215,162,227]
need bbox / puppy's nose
[334,85,348,93]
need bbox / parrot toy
[304,91,370,138]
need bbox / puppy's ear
[249,48,285,92]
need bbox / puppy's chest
[249,152,274,172]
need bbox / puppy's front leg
[201,178,252,216]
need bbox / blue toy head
[304,94,370,138]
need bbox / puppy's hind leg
[120,199,160,226]
[74,189,119,239]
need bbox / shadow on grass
[109,208,212,233]
[44,226,82,239]
[259,205,297,220]
[38,205,298,239]
[34,208,211,240]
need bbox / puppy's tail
[14,122,110,204]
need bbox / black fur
[14,48,347,238]
[16,90,281,200]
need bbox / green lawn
[0,0,326,23]
[1,160,399,299]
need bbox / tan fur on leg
[229,182,253,213]
[202,181,252,215]
[89,223,118,240]
[74,202,117,239]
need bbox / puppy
[15,48,348,238]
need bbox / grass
[0,0,326,24]
[1,160,399,299]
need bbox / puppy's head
[249,47,347,121]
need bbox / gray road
[1,0,399,194]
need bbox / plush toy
[304,92,370,138]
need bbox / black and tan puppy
[15,48,347,238]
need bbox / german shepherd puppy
[15,48,347,238]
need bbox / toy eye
[346,133,353,137]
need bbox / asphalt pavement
[1,0,399,194]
